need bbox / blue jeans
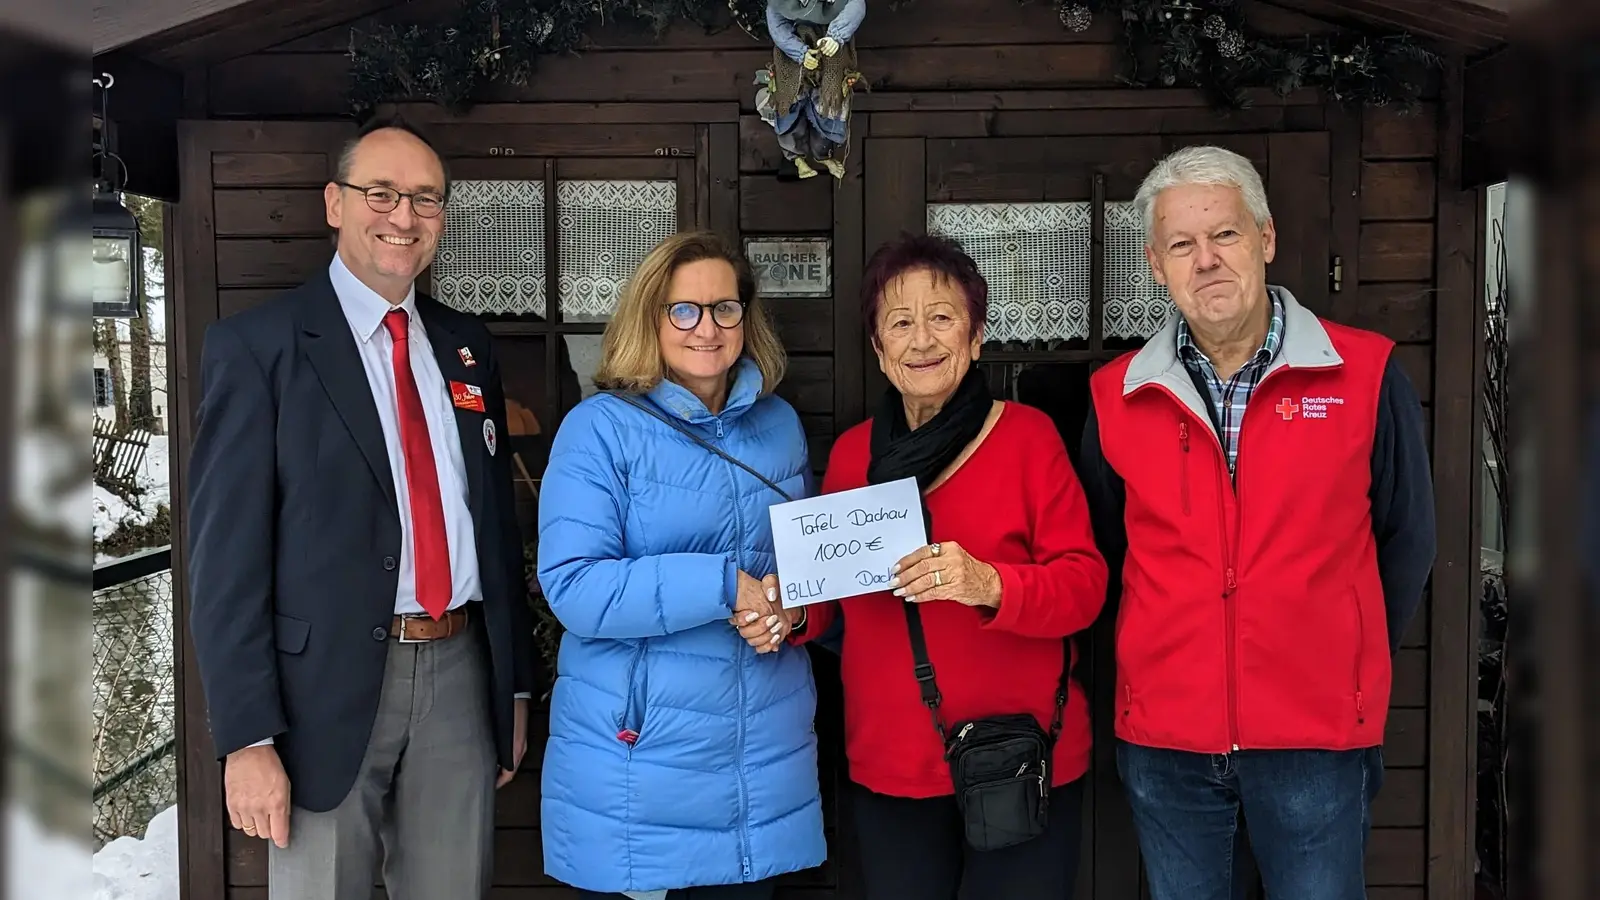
[1116,741,1384,900]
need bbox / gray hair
[1134,145,1270,244]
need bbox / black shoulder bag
[606,391,793,502]
[905,600,1073,852]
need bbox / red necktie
[383,309,451,620]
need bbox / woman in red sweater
[781,234,1108,899]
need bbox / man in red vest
[1078,145,1435,900]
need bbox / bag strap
[902,601,948,742]
[605,391,794,503]
[903,601,1074,747]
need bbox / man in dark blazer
[186,117,536,899]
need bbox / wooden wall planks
[1359,222,1436,282]
[1367,827,1427,885]
[214,237,332,287]
[869,104,1323,138]
[213,151,331,186]
[426,123,698,158]
[1362,104,1441,159]
[213,188,326,235]
[773,355,835,416]
[1332,283,1435,342]
[925,134,1164,201]
[771,299,835,353]
[1360,161,1438,221]
[740,176,834,233]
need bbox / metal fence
[92,546,176,848]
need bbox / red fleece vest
[1090,310,1396,753]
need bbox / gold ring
[934,570,943,587]
[929,542,942,557]
[243,827,257,835]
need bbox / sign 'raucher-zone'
[744,237,831,297]
[767,477,927,608]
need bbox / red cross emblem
[1275,398,1299,421]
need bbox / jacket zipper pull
[1225,568,1237,592]
[1179,421,1189,451]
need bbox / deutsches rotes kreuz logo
[1296,395,1345,419]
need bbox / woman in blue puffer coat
[536,231,826,899]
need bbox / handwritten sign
[768,477,927,608]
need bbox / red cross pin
[1275,397,1299,421]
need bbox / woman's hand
[730,572,793,653]
[888,541,1003,609]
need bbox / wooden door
[853,125,1334,900]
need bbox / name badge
[450,381,486,413]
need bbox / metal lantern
[91,192,142,318]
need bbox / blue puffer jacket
[536,358,826,894]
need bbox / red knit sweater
[793,402,1108,798]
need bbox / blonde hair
[593,230,787,396]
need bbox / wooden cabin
[92,0,1513,897]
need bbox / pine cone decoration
[1060,4,1093,33]
[1203,15,1226,39]
[1218,30,1246,59]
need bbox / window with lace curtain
[431,178,678,320]
[431,179,549,317]
[926,199,1174,349]
[1103,201,1176,340]
[927,202,1091,344]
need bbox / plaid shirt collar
[1173,289,1286,475]
[1174,289,1286,380]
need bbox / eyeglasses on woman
[664,299,746,331]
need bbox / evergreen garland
[347,0,1440,117]
[347,0,770,113]
[1053,0,1442,108]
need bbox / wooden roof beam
[1263,0,1510,53]
[96,0,409,67]
[94,0,262,55]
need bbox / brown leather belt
[390,606,470,643]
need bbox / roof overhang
[95,0,408,68]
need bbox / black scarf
[865,367,992,540]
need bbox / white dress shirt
[329,253,483,617]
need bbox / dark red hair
[860,233,989,345]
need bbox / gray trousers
[268,624,497,900]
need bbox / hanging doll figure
[756,0,867,180]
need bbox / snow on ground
[93,434,171,564]
[91,805,176,900]
[10,801,93,900]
